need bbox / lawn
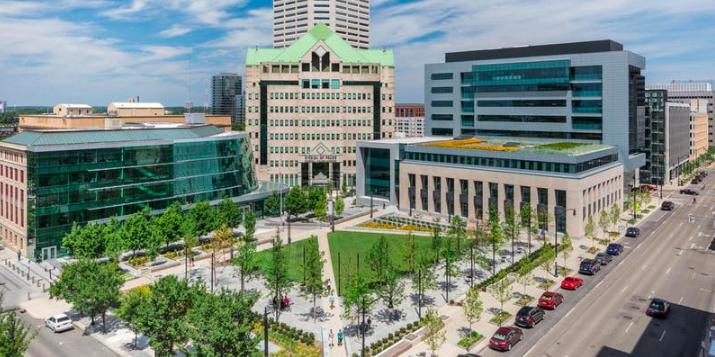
[255,238,317,283]
[327,231,435,295]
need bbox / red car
[560,276,583,290]
[537,291,564,310]
[489,326,523,351]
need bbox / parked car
[595,252,613,265]
[691,178,701,185]
[45,314,73,333]
[642,184,657,192]
[625,227,640,238]
[561,276,584,290]
[489,326,523,351]
[606,243,624,256]
[537,291,564,310]
[661,201,674,211]
[646,298,671,318]
[579,258,600,275]
[680,188,699,195]
[515,306,545,328]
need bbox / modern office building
[424,40,646,184]
[273,0,370,49]
[690,112,708,161]
[357,136,624,237]
[19,102,232,132]
[244,24,395,188]
[648,81,715,146]
[212,73,244,129]
[395,104,424,138]
[0,124,282,261]
[0,100,7,113]
[641,90,690,185]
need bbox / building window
[431,101,453,108]
[431,114,453,121]
[431,73,453,80]
[431,87,454,94]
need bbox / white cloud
[159,25,193,38]
[101,0,148,20]
[0,1,47,16]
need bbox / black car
[595,252,613,265]
[646,298,671,318]
[579,259,600,275]
[625,227,640,238]
[606,243,624,255]
[680,189,699,195]
[515,306,544,328]
[661,201,674,211]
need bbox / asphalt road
[480,170,715,357]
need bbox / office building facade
[273,0,370,49]
[357,137,624,237]
[648,81,715,146]
[0,125,267,261]
[212,73,244,129]
[690,112,708,161]
[245,24,394,188]
[0,101,8,113]
[424,40,646,181]
[395,104,424,137]
[641,90,690,185]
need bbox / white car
[45,314,73,333]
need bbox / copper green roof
[2,126,225,149]
[246,24,394,67]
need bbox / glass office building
[0,125,267,261]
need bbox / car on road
[680,188,699,195]
[561,276,584,290]
[579,258,600,275]
[489,326,523,351]
[646,298,671,318]
[625,227,640,238]
[641,184,657,192]
[595,252,613,265]
[537,291,564,310]
[606,243,624,256]
[45,313,73,333]
[515,306,545,328]
[660,201,674,211]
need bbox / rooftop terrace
[420,137,612,156]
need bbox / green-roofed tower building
[0,124,283,261]
[245,23,395,188]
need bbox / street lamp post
[370,194,374,218]
[263,307,269,357]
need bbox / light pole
[370,193,374,218]
[263,307,269,357]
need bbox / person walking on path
[329,329,335,347]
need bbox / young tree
[404,232,417,273]
[265,233,290,320]
[133,276,197,356]
[49,260,124,333]
[515,265,534,301]
[341,179,348,195]
[462,287,483,334]
[376,266,405,320]
[609,204,621,234]
[560,233,573,273]
[121,207,152,257]
[539,248,557,282]
[263,193,281,217]
[431,226,442,266]
[334,195,345,218]
[212,225,236,264]
[300,236,326,321]
[598,209,610,241]
[62,223,105,259]
[519,204,533,255]
[186,288,259,356]
[585,215,596,249]
[116,288,148,349]
[234,234,258,292]
[412,255,438,317]
[307,186,325,212]
[422,308,446,356]
[190,201,217,237]
[216,197,242,228]
[146,218,164,260]
[487,218,504,276]
[157,202,183,247]
[103,218,125,261]
[503,207,519,263]
[449,215,467,253]
[491,278,513,326]
[0,310,37,357]
[243,210,256,241]
[313,193,327,220]
[181,216,198,272]
[367,236,391,281]
[342,272,374,323]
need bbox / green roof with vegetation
[421,137,611,156]
[2,126,224,148]
[246,24,394,67]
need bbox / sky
[1,0,714,106]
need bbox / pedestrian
[329,293,336,309]
[328,329,335,347]
[17,249,21,261]
[337,329,343,346]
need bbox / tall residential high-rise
[273,0,370,49]
[211,73,244,129]
[648,81,715,146]
[424,40,647,184]
[245,24,394,188]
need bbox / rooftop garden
[422,137,609,156]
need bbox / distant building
[642,90,690,185]
[211,73,244,129]
[690,112,708,161]
[273,0,370,49]
[395,104,424,137]
[648,81,715,146]
[0,101,6,113]
[20,101,232,132]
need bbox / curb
[72,320,135,357]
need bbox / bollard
[27,292,31,301]
[31,276,35,284]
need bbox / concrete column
[548,188,557,233]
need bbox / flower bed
[476,242,569,290]
[537,279,554,291]
[366,320,426,356]
[458,330,484,350]
[515,294,534,306]
[489,311,512,325]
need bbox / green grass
[327,231,436,295]
[535,142,586,151]
[458,331,484,349]
[515,294,534,306]
[489,311,512,325]
[255,238,317,283]
[537,278,554,291]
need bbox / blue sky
[1,0,714,106]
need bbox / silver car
[45,314,73,333]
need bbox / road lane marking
[622,285,628,293]
[679,296,684,304]
[564,308,574,319]
[690,243,696,249]
[689,236,694,241]
[641,263,648,271]
[692,272,696,280]
[665,267,671,275]
[595,281,604,289]
[625,321,634,333]
[659,330,667,342]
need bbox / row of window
[261,63,381,74]
[258,105,375,114]
[0,164,24,183]
[247,118,378,127]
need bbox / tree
[376,266,405,320]
[520,204,534,255]
[585,215,596,249]
[341,179,348,195]
[263,193,281,217]
[609,204,621,234]
[185,288,258,357]
[560,233,573,273]
[539,248,556,283]
[216,197,242,228]
[307,186,325,212]
[146,217,165,260]
[367,236,391,281]
[49,260,124,333]
[412,255,438,317]
[103,218,125,260]
[313,193,327,220]
[515,265,534,301]
[334,195,345,218]
[121,207,152,256]
[116,288,148,349]
[234,233,258,292]
[134,276,197,356]
[62,223,105,259]
[598,209,610,240]
[285,186,308,218]
[431,226,442,266]
[181,215,198,272]
[265,233,290,320]
[0,309,36,357]
[491,278,513,326]
[487,216,504,276]
[422,308,446,356]
[503,206,519,263]
[243,210,256,241]
[300,236,326,321]
[462,287,483,334]
[190,201,217,237]
[342,272,374,323]
[212,225,237,263]
[157,202,183,247]
[404,232,418,273]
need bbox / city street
[19,313,119,357]
[481,170,715,357]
